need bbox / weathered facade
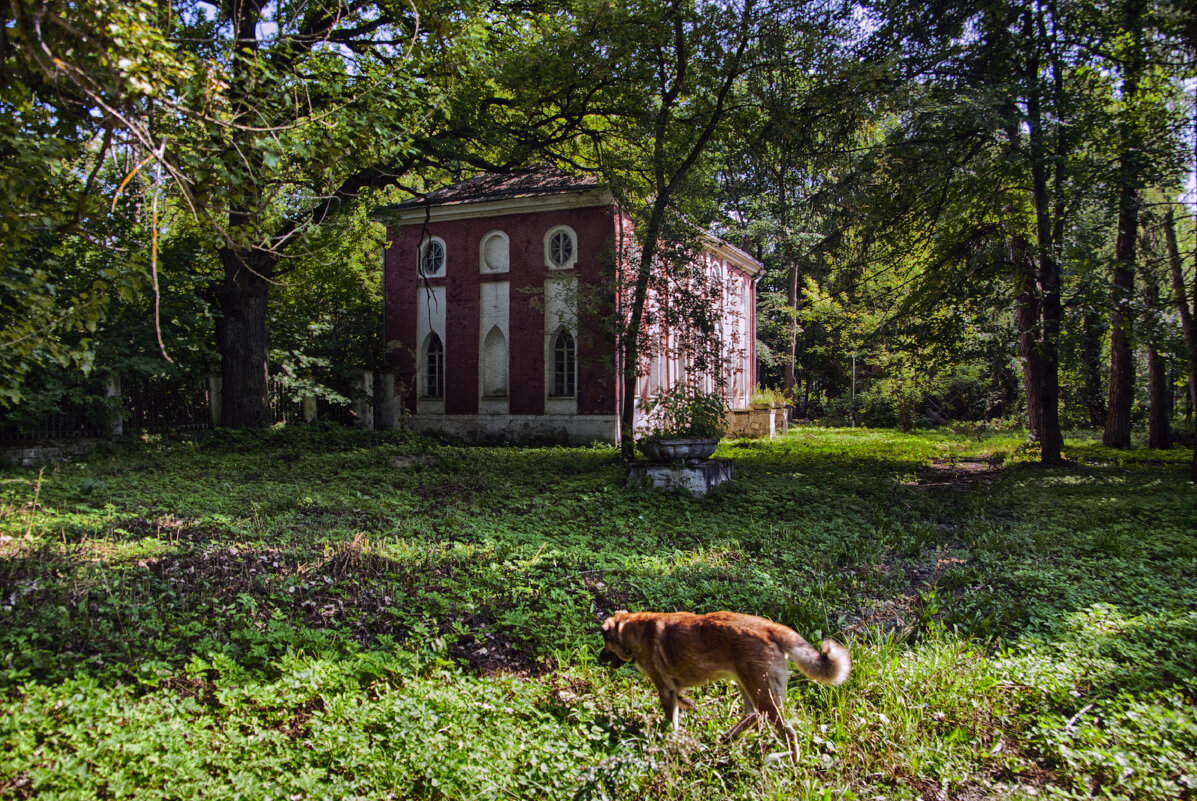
[377,168,760,444]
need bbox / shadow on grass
[1,431,1192,711]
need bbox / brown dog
[600,610,850,761]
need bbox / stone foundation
[627,459,734,496]
[404,413,620,445]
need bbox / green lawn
[1,426,1193,800]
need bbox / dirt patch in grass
[158,675,222,708]
[844,547,972,637]
[582,573,631,619]
[0,772,33,800]
[449,627,545,677]
[909,458,1001,492]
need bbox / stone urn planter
[639,437,720,463]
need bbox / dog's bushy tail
[785,636,851,686]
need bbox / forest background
[2,0,1197,471]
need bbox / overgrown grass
[0,424,1193,799]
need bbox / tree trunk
[1081,310,1106,427]
[1013,238,1043,444]
[1145,280,1170,449]
[784,259,798,397]
[216,247,274,428]
[1147,345,1169,449]
[1104,213,1137,448]
[1103,0,1144,449]
[1164,208,1197,479]
[1022,8,1063,464]
[620,199,669,459]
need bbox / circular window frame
[418,237,447,278]
[544,225,577,271]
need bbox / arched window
[425,333,444,398]
[481,326,508,398]
[551,329,576,397]
[419,238,446,277]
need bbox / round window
[421,241,445,275]
[549,230,573,267]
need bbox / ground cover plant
[0,426,1193,800]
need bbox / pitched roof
[394,166,598,208]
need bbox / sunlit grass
[0,425,1193,799]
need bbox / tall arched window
[425,333,444,398]
[551,329,576,397]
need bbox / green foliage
[640,383,729,441]
[0,427,1193,798]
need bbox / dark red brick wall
[384,203,619,416]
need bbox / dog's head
[600,610,635,662]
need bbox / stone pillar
[104,375,123,439]
[302,396,318,423]
[352,369,374,429]
[207,374,222,428]
[377,371,397,430]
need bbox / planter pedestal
[627,459,733,496]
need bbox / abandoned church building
[376,168,761,444]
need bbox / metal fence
[2,371,374,443]
[125,377,210,434]
[0,399,108,442]
[267,381,305,425]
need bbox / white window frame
[549,327,576,398]
[422,332,445,399]
[544,225,577,271]
[418,236,447,278]
[479,230,510,274]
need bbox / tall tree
[1104,0,1149,447]
[574,0,764,458]
[7,0,591,426]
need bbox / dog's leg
[657,686,681,730]
[758,671,799,764]
[719,680,760,744]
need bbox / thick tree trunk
[216,248,274,428]
[1081,310,1106,427]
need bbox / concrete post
[376,371,397,430]
[352,369,374,429]
[206,374,222,428]
[104,374,123,439]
